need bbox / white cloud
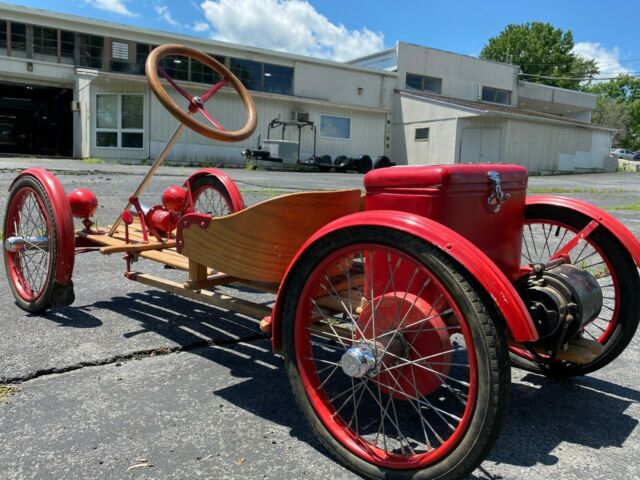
[155,4,182,28]
[573,42,630,78]
[199,0,385,61]
[87,0,137,17]
[192,21,210,33]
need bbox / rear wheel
[3,176,58,313]
[189,175,236,217]
[513,204,640,376]
[282,227,510,480]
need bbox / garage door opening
[0,82,73,157]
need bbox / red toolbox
[364,163,528,282]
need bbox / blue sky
[6,0,639,75]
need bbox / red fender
[527,196,640,267]
[270,210,538,353]
[9,168,75,285]
[184,168,245,212]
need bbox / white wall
[89,76,386,164]
[504,119,613,173]
[396,43,519,105]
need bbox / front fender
[527,196,640,267]
[184,168,245,211]
[270,210,538,353]
[9,168,75,285]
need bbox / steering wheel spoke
[201,79,228,103]
[198,107,225,131]
[158,67,194,102]
[146,44,256,142]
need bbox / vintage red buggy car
[4,45,640,480]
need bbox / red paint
[67,188,98,219]
[9,168,74,285]
[359,292,451,399]
[176,213,212,253]
[271,210,538,353]
[184,168,245,211]
[161,185,187,212]
[365,164,528,282]
[527,196,640,269]
[294,242,478,468]
[5,187,54,301]
[146,206,178,239]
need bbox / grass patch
[608,202,640,211]
[527,187,624,194]
[81,157,105,164]
[0,385,20,403]
[239,188,291,198]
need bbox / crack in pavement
[0,333,269,385]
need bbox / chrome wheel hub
[340,345,377,378]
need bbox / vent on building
[290,111,309,122]
[112,41,130,61]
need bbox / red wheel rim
[519,219,620,357]
[191,184,233,216]
[4,187,53,302]
[294,244,478,469]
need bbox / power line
[516,57,640,67]
[519,72,640,81]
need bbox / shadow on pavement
[37,288,640,474]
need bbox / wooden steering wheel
[146,44,257,142]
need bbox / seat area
[177,189,363,283]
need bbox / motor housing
[517,264,603,346]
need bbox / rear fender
[527,196,640,267]
[270,210,538,353]
[184,168,245,211]
[9,168,75,285]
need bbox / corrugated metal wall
[90,78,386,164]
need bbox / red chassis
[3,44,640,480]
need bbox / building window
[78,34,103,69]
[230,58,262,91]
[159,55,188,81]
[406,73,442,94]
[60,31,75,62]
[230,57,293,95]
[96,94,144,149]
[10,22,26,53]
[320,114,351,140]
[190,55,225,84]
[481,86,511,105]
[32,26,58,60]
[415,127,430,141]
[0,21,6,50]
[263,63,293,95]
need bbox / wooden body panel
[178,189,362,283]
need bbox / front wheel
[282,227,510,480]
[189,175,239,217]
[3,175,59,313]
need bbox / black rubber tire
[357,155,373,174]
[189,175,235,216]
[282,226,511,480]
[3,175,58,313]
[512,204,640,377]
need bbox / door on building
[0,82,73,157]
[459,128,501,163]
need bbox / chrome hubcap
[340,345,377,378]
[5,236,49,253]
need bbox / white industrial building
[0,3,616,173]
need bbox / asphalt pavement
[0,157,638,480]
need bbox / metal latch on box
[487,171,510,213]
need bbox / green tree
[585,75,640,149]
[480,22,598,90]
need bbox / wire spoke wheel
[283,227,510,479]
[190,176,234,217]
[513,204,640,376]
[3,176,58,312]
